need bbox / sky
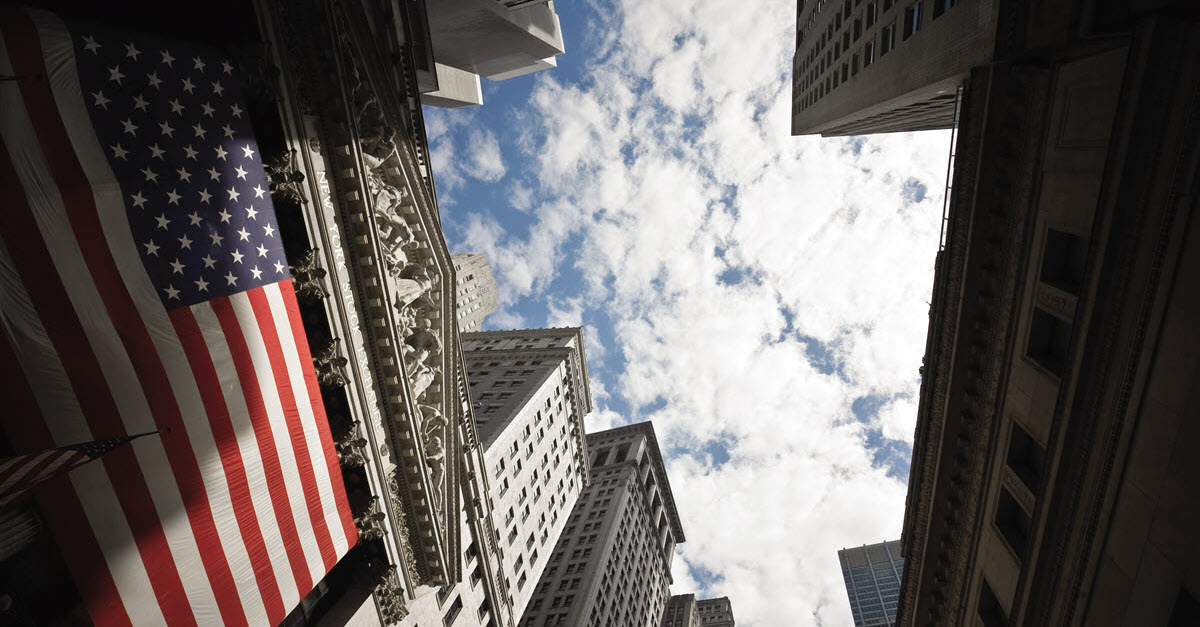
[422,0,952,624]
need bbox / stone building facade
[839,540,904,627]
[661,594,700,627]
[894,0,1200,625]
[791,0,998,136]
[452,253,498,333]
[695,597,736,626]
[519,422,685,627]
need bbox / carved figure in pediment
[392,263,432,311]
[376,210,417,272]
[403,318,441,398]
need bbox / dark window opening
[443,596,463,627]
[902,4,921,40]
[1006,421,1046,496]
[995,487,1031,559]
[1027,308,1072,377]
[1169,587,1200,627]
[932,0,959,19]
[1040,228,1087,295]
[978,578,1008,627]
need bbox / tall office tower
[452,253,499,332]
[381,328,592,627]
[893,1,1200,626]
[790,0,998,136]
[838,540,904,627]
[661,594,700,627]
[519,422,686,627]
[696,597,736,626]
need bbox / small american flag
[0,6,355,626]
[0,432,156,508]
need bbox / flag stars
[121,118,138,135]
[169,259,185,275]
[256,244,268,258]
[146,72,162,89]
[143,240,160,256]
[218,209,232,223]
[192,123,207,139]
[183,145,199,160]
[263,223,275,237]
[193,57,206,72]
[163,284,180,300]
[149,143,166,160]
[181,77,196,93]
[274,261,285,274]
[234,165,248,180]
[201,102,215,117]
[209,231,224,246]
[194,277,209,292]
[201,254,216,269]
[177,167,192,183]
[198,188,212,204]
[221,60,233,75]
[158,121,174,138]
[227,186,241,202]
[110,143,129,160]
[230,104,243,118]
[244,205,258,220]
[207,166,221,181]
[214,146,228,161]
[107,66,125,84]
[130,191,147,209]
[169,98,184,115]
[212,81,225,97]
[132,94,149,111]
[166,189,181,205]
[221,124,234,139]
[224,272,238,286]
[124,43,141,60]
[231,249,245,264]
[241,145,255,159]
[161,50,175,67]
[251,266,262,280]
[236,227,251,242]
[154,214,170,230]
[141,167,157,183]
[82,35,101,54]
[178,234,194,250]
[252,185,266,199]
[188,211,203,227]
[92,91,110,109]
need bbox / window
[977,578,1007,627]
[866,1,878,26]
[443,596,463,627]
[880,23,895,54]
[932,0,959,19]
[902,3,921,40]
[853,17,862,40]
[1027,308,1072,377]
[1006,421,1046,495]
[994,486,1031,558]
[883,0,896,9]
[1040,228,1087,294]
[851,53,859,76]
[864,41,875,66]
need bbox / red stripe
[0,318,131,626]
[0,132,191,624]
[277,280,357,548]
[246,288,338,570]
[2,9,245,625]
[170,307,286,621]
[0,450,70,502]
[211,297,313,600]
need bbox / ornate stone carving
[263,149,308,206]
[291,248,329,301]
[386,469,417,568]
[371,565,409,624]
[419,405,448,512]
[313,337,349,389]
[354,497,388,541]
[335,420,368,467]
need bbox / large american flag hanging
[0,6,356,625]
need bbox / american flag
[0,6,356,625]
[0,432,155,508]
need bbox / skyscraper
[790,0,998,136]
[519,421,685,627]
[452,253,499,332]
[839,540,903,627]
[661,594,700,627]
[696,597,736,626]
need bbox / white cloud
[466,128,507,182]
[431,0,946,623]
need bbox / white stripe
[0,450,56,493]
[7,19,227,622]
[228,292,326,577]
[0,455,30,478]
[264,283,349,557]
[22,450,77,485]
[193,301,300,611]
[30,11,271,624]
[0,236,164,626]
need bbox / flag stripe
[170,306,287,621]
[277,280,358,549]
[211,297,315,599]
[194,300,302,620]
[0,124,189,624]
[247,287,339,573]
[0,240,136,627]
[263,283,351,556]
[0,451,56,496]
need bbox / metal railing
[938,84,964,251]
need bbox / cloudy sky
[423,0,952,624]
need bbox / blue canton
[73,27,291,309]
